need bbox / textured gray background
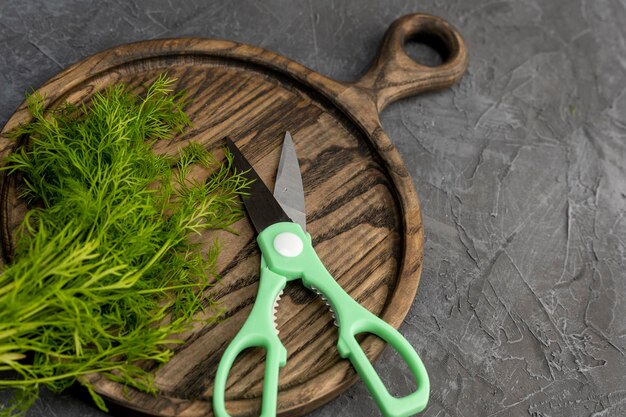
[1,0,625,416]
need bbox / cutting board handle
[354,13,468,111]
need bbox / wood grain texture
[0,13,466,417]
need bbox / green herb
[0,75,249,416]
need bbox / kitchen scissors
[213,132,429,417]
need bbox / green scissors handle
[213,263,287,417]
[306,264,430,417]
[257,222,430,417]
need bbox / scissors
[213,132,429,417]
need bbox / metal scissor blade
[225,138,292,234]
[274,132,306,232]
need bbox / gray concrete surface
[1,0,625,416]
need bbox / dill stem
[0,366,124,385]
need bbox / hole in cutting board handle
[403,31,449,68]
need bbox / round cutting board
[0,13,466,417]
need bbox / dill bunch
[0,75,249,416]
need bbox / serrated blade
[273,132,306,232]
[272,289,284,335]
[310,285,339,327]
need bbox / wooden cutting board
[0,13,467,417]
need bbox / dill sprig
[0,75,250,415]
